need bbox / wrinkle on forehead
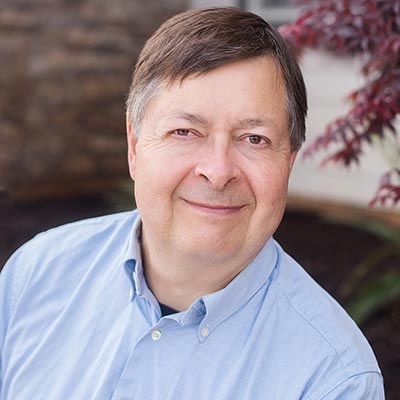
[139,57,289,135]
[167,110,282,137]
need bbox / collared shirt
[0,210,384,399]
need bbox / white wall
[289,50,396,209]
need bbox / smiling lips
[183,199,245,216]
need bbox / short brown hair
[126,7,307,151]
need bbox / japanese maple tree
[279,0,400,206]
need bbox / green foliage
[346,271,400,324]
[336,218,400,324]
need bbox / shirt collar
[123,213,162,311]
[123,213,146,296]
[198,238,277,336]
[123,212,278,336]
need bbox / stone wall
[0,0,187,200]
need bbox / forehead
[142,57,288,132]
[173,56,285,98]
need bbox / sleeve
[0,244,33,396]
[1,247,27,334]
[0,252,17,395]
[320,372,385,400]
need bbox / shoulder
[0,210,139,315]
[267,239,383,397]
[31,210,138,245]
[4,210,138,262]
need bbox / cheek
[134,151,192,201]
[252,173,289,238]
[251,166,291,207]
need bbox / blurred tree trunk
[0,0,186,201]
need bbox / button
[200,327,209,337]
[151,330,162,341]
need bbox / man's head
[126,7,307,151]
[126,8,307,272]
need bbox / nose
[194,142,240,190]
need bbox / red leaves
[369,170,400,206]
[280,0,400,206]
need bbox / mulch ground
[1,193,399,399]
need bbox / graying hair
[126,7,307,149]
[126,79,162,135]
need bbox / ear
[289,149,299,172]
[126,114,138,180]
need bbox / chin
[179,234,242,261]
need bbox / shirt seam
[271,277,383,398]
[270,276,377,376]
[317,370,384,400]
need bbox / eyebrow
[171,111,208,127]
[170,111,273,131]
[235,118,267,130]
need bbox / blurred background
[0,0,399,398]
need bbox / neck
[140,233,251,312]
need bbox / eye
[245,135,270,145]
[173,128,192,136]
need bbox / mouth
[183,199,245,216]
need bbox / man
[0,7,384,399]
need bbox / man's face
[127,57,297,266]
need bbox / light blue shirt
[0,210,384,399]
